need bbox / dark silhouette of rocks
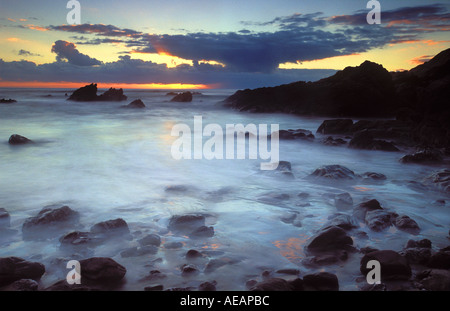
[0,257,45,287]
[171,91,193,102]
[8,134,33,145]
[349,130,399,152]
[68,83,127,102]
[225,48,450,148]
[0,98,17,104]
[123,99,145,108]
[0,208,10,228]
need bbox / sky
[0,0,449,89]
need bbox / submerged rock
[0,208,10,228]
[90,218,130,236]
[0,98,17,104]
[365,210,395,232]
[68,83,127,101]
[189,226,214,239]
[171,92,193,102]
[250,278,300,291]
[168,214,206,234]
[400,149,442,164]
[0,257,45,287]
[423,169,450,193]
[123,99,145,108]
[349,130,399,151]
[309,165,356,180]
[361,172,387,181]
[394,215,420,234]
[334,193,353,210]
[360,250,411,280]
[198,281,217,291]
[427,247,450,269]
[60,231,94,246]
[8,134,33,145]
[273,129,315,140]
[323,136,347,146]
[44,280,97,291]
[325,214,358,230]
[22,206,79,239]
[138,234,161,247]
[353,199,383,221]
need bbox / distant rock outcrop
[171,91,193,102]
[225,48,450,148]
[123,99,145,108]
[0,98,17,104]
[8,134,33,145]
[68,83,127,102]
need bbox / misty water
[0,88,449,290]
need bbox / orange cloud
[7,37,20,42]
[24,24,48,31]
[7,18,16,22]
[410,55,433,65]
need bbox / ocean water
[0,88,449,290]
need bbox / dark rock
[360,247,379,254]
[186,249,203,260]
[22,206,79,239]
[400,247,432,265]
[204,257,240,274]
[423,169,450,193]
[276,269,300,275]
[401,149,442,164]
[198,281,216,291]
[361,172,387,181]
[68,83,98,101]
[0,208,10,228]
[250,278,294,291]
[360,283,387,291]
[8,134,33,145]
[90,218,130,236]
[44,279,97,291]
[141,270,166,282]
[0,98,17,104]
[97,87,127,101]
[68,83,127,102]
[0,257,45,287]
[317,119,354,135]
[123,99,145,108]
[416,269,450,291]
[164,242,183,249]
[309,165,356,180]
[190,226,214,239]
[144,285,164,291]
[353,199,383,221]
[406,239,431,249]
[365,210,395,232]
[165,287,194,291]
[120,245,158,258]
[394,215,420,234]
[349,130,399,151]
[303,272,339,291]
[168,214,206,234]
[302,253,344,266]
[60,231,94,246]
[427,249,450,269]
[171,92,192,102]
[273,129,314,140]
[7,279,39,291]
[360,250,411,280]
[306,226,353,252]
[323,136,347,146]
[165,185,189,193]
[138,234,161,247]
[334,193,353,210]
[325,214,357,230]
[79,257,126,284]
[181,264,199,276]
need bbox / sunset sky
[1,0,450,89]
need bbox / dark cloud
[49,24,142,38]
[18,49,41,57]
[51,40,101,66]
[0,55,335,89]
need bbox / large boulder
[0,257,45,287]
[306,226,353,253]
[98,88,127,101]
[365,210,395,232]
[360,250,411,280]
[400,149,442,164]
[309,165,356,180]
[317,119,354,135]
[22,206,79,239]
[250,278,302,291]
[325,213,357,230]
[427,247,450,269]
[79,257,126,284]
[171,92,193,102]
[273,129,314,140]
[0,98,17,104]
[90,218,130,237]
[8,134,33,145]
